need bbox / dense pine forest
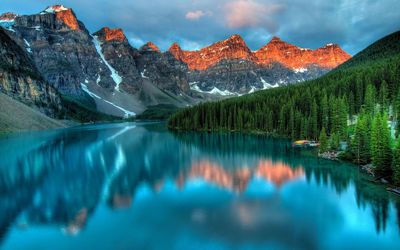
[169,31,400,184]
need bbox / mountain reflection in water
[0,123,400,250]
[179,159,304,193]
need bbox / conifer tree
[289,106,295,139]
[266,111,273,133]
[355,75,363,112]
[330,97,339,135]
[394,91,400,137]
[348,91,355,121]
[279,108,285,134]
[379,81,389,112]
[321,93,329,131]
[392,140,400,186]
[351,114,371,164]
[310,100,318,139]
[300,117,307,139]
[371,113,392,177]
[338,97,348,139]
[364,84,376,114]
[319,127,329,153]
[330,132,340,151]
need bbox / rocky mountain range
[0,5,351,119]
[0,27,61,116]
[170,34,351,95]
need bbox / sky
[0,0,399,55]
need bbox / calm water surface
[0,122,400,250]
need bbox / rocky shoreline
[318,150,400,195]
[318,151,340,161]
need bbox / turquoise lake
[0,122,400,250]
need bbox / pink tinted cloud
[185,10,206,20]
[225,0,284,31]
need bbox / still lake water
[0,122,400,250]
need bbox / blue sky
[1,0,399,55]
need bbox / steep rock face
[140,42,161,52]
[188,59,328,94]
[0,28,61,116]
[95,27,126,42]
[93,28,190,96]
[93,27,142,94]
[170,34,256,71]
[136,42,190,94]
[188,59,262,94]
[7,6,116,99]
[41,5,80,30]
[89,27,193,114]
[311,44,352,68]
[254,36,351,69]
[169,42,184,61]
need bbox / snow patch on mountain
[260,77,279,89]
[141,69,149,79]
[190,83,236,96]
[96,75,101,85]
[294,68,308,73]
[92,35,123,91]
[81,83,135,118]
[33,26,41,31]
[209,87,236,96]
[278,79,286,85]
[44,5,69,14]
[23,39,32,53]
[248,86,257,94]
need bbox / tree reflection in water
[0,123,400,247]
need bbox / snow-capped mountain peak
[0,12,18,21]
[44,5,69,13]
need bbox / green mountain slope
[168,31,400,140]
[339,30,400,68]
[0,93,66,133]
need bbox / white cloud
[128,36,145,48]
[224,0,284,31]
[185,10,206,20]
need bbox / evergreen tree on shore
[351,113,372,164]
[379,80,389,112]
[319,127,329,153]
[392,140,400,186]
[365,85,376,114]
[330,132,340,151]
[310,100,318,139]
[394,91,400,137]
[371,113,392,177]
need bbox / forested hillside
[169,31,400,136]
[168,30,400,182]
